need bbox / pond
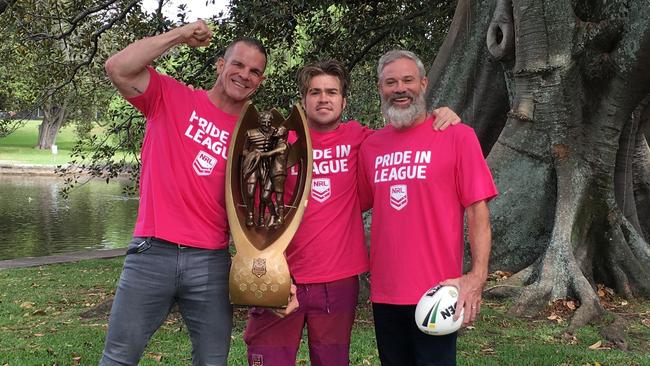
[0,175,139,261]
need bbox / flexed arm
[105,20,212,98]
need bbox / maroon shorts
[244,275,359,366]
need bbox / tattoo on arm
[131,86,144,94]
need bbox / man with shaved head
[100,20,268,366]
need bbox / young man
[357,50,497,366]
[243,60,460,366]
[100,20,268,366]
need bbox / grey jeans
[100,237,232,366]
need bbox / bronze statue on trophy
[226,102,312,308]
[242,111,290,228]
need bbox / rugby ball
[414,285,463,335]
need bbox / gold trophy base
[229,251,291,308]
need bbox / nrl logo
[251,354,263,366]
[311,178,331,203]
[389,184,408,210]
[251,258,267,278]
[193,150,217,176]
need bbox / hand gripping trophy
[226,101,312,308]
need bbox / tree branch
[347,30,390,72]
[30,0,121,41]
[41,0,140,101]
[347,6,435,71]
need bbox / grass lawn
[0,120,132,166]
[0,120,78,165]
[1,259,649,365]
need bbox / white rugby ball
[414,285,463,335]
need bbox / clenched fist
[179,19,212,48]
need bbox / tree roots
[486,158,650,331]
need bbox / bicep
[109,68,151,99]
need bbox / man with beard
[358,50,498,365]
[243,59,460,366]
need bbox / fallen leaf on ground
[20,302,34,309]
[589,341,602,349]
[587,341,611,350]
[487,270,512,281]
[641,318,650,327]
[146,352,163,362]
[547,313,563,323]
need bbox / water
[0,175,139,260]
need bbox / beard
[381,91,427,129]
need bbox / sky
[141,0,230,22]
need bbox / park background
[1,0,649,365]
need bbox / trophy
[226,101,312,308]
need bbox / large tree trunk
[426,0,510,154]
[36,97,68,150]
[427,0,650,329]
[634,103,650,239]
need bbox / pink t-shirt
[358,117,498,304]
[285,121,373,283]
[127,67,237,250]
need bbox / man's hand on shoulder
[432,106,461,131]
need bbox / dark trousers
[372,303,457,366]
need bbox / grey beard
[381,93,426,129]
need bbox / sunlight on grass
[0,120,133,166]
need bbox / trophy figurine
[226,101,312,308]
